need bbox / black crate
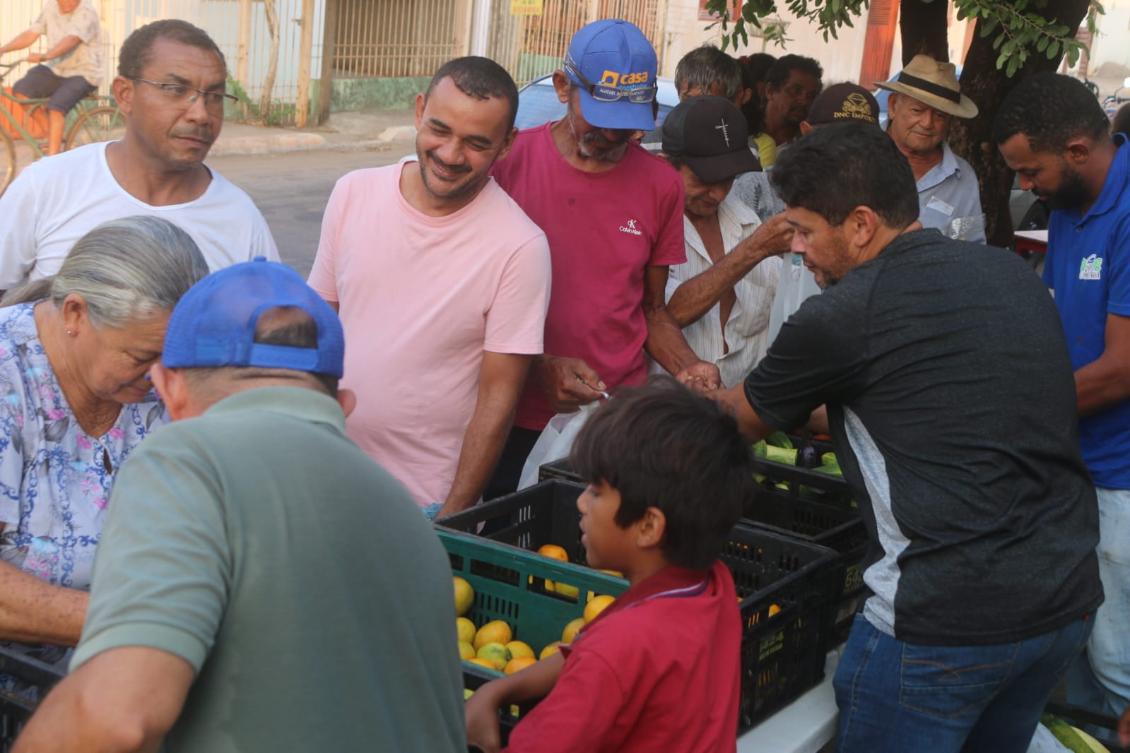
[0,645,65,752]
[444,480,592,565]
[537,458,583,486]
[752,458,854,508]
[542,453,855,510]
[742,492,870,647]
[440,482,841,732]
[464,664,522,746]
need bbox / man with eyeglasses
[0,19,277,290]
[0,0,102,157]
[487,19,719,498]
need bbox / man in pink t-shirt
[487,20,720,497]
[308,57,551,517]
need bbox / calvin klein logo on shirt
[619,219,642,236]
[1079,254,1103,281]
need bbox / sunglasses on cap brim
[564,59,657,104]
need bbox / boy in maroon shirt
[465,379,753,753]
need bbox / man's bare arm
[1074,313,1130,416]
[0,30,41,56]
[713,384,777,440]
[643,266,721,390]
[14,646,195,753]
[437,352,532,517]
[667,215,792,327]
[28,35,81,64]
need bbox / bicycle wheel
[0,128,15,197]
[64,106,125,150]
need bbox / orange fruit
[537,544,569,562]
[468,657,499,671]
[453,577,474,617]
[506,641,535,659]
[583,594,615,624]
[473,620,512,651]
[504,656,538,675]
[476,642,510,671]
[540,641,563,659]
[561,617,585,643]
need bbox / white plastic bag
[517,402,599,490]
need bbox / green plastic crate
[440,528,628,663]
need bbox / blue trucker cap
[564,19,657,132]
[163,258,344,378]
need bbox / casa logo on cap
[837,92,877,122]
[599,70,650,88]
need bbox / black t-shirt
[746,229,1102,645]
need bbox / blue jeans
[834,615,1092,753]
[1066,487,1130,742]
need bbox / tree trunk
[259,0,281,123]
[900,0,950,64]
[941,0,1091,246]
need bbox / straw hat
[876,54,978,119]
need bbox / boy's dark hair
[993,73,1109,153]
[427,56,519,131]
[570,378,752,570]
[119,20,226,80]
[772,122,919,228]
[674,45,743,101]
[765,54,822,90]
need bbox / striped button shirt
[653,192,781,388]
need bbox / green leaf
[1047,41,1059,59]
[996,51,1009,70]
[1006,56,1020,77]
[1067,46,1080,67]
[993,33,1005,50]
[1036,36,1049,52]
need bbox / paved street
[208,143,409,276]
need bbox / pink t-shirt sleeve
[485,233,551,354]
[307,178,347,302]
[649,172,687,268]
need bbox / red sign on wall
[699,0,742,23]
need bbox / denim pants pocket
[899,642,1017,719]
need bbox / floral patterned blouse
[0,303,166,590]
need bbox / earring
[65,329,75,336]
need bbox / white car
[515,73,680,147]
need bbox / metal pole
[470,0,492,57]
[237,0,252,87]
[295,0,316,128]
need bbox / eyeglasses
[131,78,239,110]
[563,58,656,104]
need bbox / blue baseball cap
[564,19,657,132]
[163,258,344,378]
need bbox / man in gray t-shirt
[15,260,466,753]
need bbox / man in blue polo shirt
[997,73,1130,737]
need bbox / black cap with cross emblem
[661,95,760,183]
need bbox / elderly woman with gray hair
[0,215,208,652]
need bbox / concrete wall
[1088,0,1130,79]
[331,76,430,111]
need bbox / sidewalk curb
[209,128,412,157]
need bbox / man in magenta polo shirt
[488,19,720,496]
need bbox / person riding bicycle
[0,0,103,156]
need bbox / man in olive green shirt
[15,259,466,753]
